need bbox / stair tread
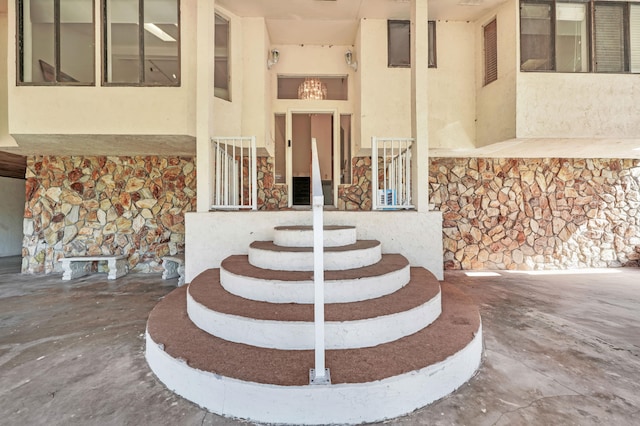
[250,240,379,252]
[189,267,437,322]
[222,253,409,282]
[274,225,354,231]
[147,282,480,386]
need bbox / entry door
[286,111,339,207]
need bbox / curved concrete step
[220,254,410,304]
[187,267,440,350]
[273,225,357,248]
[146,283,483,425]
[248,240,381,271]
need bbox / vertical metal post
[251,136,258,210]
[310,138,330,385]
[371,137,378,211]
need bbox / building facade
[0,0,638,277]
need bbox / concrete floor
[0,256,639,425]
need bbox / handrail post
[310,137,330,385]
[371,137,378,211]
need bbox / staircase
[145,225,482,425]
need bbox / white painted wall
[7,1,197,138]
[428,22,476,150]
[185,210,444,282]
[475,0,518,147]
[359,19,412,152]
[516,73,640,138]
[0,177,25,257]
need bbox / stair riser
[248,246,382,271]
[219,265,411,304]
[274,228,357,248]
[145,326,483,425]
[186,289,441,350]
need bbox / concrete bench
[162,254,185,286]
[60,255,129,281]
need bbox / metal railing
[309,137,330,385]
[211,137,257,210]
[371,137,414,210]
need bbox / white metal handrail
[211,137,257,210]
[309,137,330,385]
[371,137,414,210]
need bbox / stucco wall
[22,155,196,274]
[359,19,412,150]
[516,73,640,139]
[428,21,476,150]
[0,176,25,257]
[475,0,518,147]
[430,157,640,270]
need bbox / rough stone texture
[256,157,288,210]
[338,157,372,211]
[22,156,196,274]
[430,158,640,270]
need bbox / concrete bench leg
[107,258,129,280]
[61,260,90,281]
[162,261,180,280]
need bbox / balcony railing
[371,137,414,210]
[211,137,257,210]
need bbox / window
[387,20,437,68]
[428,21,437,68]
[104,0,179,85]
[214,13,230,100]
[277,76,348,100]
[484,18,498,85]
[520,0,640,73]
[17,0,95,84]
[388,20,411,67]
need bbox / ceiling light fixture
[345,50,358,71]
[267,49,280,69]
[144,23,176,42]
[298,78,327,100]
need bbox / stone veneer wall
[338,157,372,210]
[430,158,640,270]
[256,157,288,210]
[23,156,196,274]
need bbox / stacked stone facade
[338,157,372,210]
[22,156,196,274]
[256,157,288,210]
[430,158,640,270]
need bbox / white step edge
[219,263,410,304]
[274,226,356,248]
[248,243,381,271]
[145,324,482,425]
[186,287,441,350]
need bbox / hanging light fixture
[297,77,327,100]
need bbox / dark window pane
[143,0,179,84]
[19,0,55,83]
[520,2,553,71]
[556,2,589,72]
[388,20,410,67]
[630,4,640,72]
[277,76,348,100]
[106,0,140,83]
[428,21,437,68]
[214,13,230,100]
[60,0,94,83]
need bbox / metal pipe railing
[309,137,330,385]
[211,137,257,210]
[371,137,415,210]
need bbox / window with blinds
[484,19,498,85]
[520,0,640,74]
[631,4,640,73]
[595,3,626,72]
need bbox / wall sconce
[345,50,358,71]
[267,49,280,69]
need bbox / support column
[411,0,430,212]
[196,0,216,212]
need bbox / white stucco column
[196,0,216,212]
[411,0,429,212]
